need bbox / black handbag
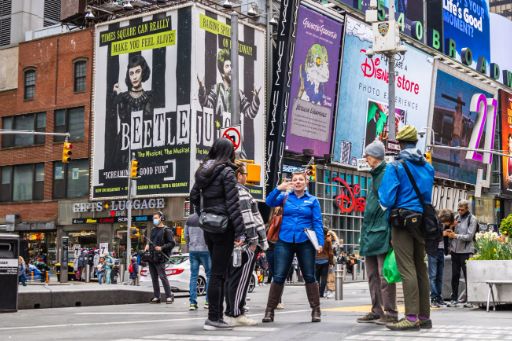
[401,161,442,242]
[198,189,229,234]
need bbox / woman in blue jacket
[263,172,324,323]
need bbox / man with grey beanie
[357,140,397,325]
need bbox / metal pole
[0,129,69,137]
[230,11,240,126]
[60,236,69,283]
[85,264,90,283]
[388,54,396,141]
[335,263,344,300]
[125,149,133,283]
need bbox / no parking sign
[221,126,241,151]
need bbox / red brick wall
[0,28,94,223]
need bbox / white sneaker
[232,314,258,326]
[276,302,285,310]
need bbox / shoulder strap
[200,189,204,213]
[400,160,426,207]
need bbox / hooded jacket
[190,160,244,238]
[379,147,435,213]
[360,161,391,257]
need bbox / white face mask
[153,219,160,226]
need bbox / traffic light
[130,159,139,178]
[310,164,316,182]
[62,142,72,164]
[425,150,432,164]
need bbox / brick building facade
[0,28,93,263]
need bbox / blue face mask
[153,219,160,226]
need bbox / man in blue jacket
[378,125,434,331]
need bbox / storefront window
[68,230,97,250]
[21,232,57,265]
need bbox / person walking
[357,140,398,325]
[189,138,245,331]
[144,211,175,304]
[447,200,478,307]
[315,228,334,298]
[225,161,269,327]
[428,209,454,307]
[263,171,324,323]
[184,212,211,311]
[96,257,105,284]
[378,125,435,331]
[18,256,27,286]
[103,252,114,285]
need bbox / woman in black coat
[190,138,244,331]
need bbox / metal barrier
[335,263,344,301]
[85,264,90,283]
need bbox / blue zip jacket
[266,188,324,246]
[378,147,434,213]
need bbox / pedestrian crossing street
[114,325,512,341]
[345,325,512,340]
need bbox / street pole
[387,0,396,142]
[230,11,240,126]
[0,130,69,138]
[125,148,133,283]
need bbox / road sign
[221,125,241,151]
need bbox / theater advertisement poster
[443,0,490,65]
[285,5,343,157]
[332,16,433,167]
[501,90,512,192]
[91,4,266,199]
[430,66,494,184]
[190,8,266,199]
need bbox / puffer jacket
[360,161,391,257]
[190,160,244,238]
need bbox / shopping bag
[382,249,401,284]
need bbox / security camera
[396,45,407,55]
[365,49,375,58]
[418,131,426,138]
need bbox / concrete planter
[467,260,512,303]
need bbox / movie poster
[284,5,343,157]
[500,90,512,192]
[332,16,433,166]
[92,5,266,199]
[191,8,266,199]
[431,68,493,184]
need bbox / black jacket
[190,160,244,238]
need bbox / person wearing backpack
[144,211,175,304]
[378,125,435,331]
[446,200,478,307]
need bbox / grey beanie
[364,140,385,160]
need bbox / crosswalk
[345,325,512,341]
[114,325,512,341]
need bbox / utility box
[0,234,20,313]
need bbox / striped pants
[225,247,257,317]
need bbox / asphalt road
[2,282,512,341]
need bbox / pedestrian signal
[62,142,72,164]
[130,159,139,178]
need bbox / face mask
[153,219,160,226]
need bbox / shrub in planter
[500,214,512,237]
[471,231,512,261]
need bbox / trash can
[0,233,19,313]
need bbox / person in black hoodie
[190,138,245,331]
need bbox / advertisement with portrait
[332,16,434,167]
[430,65,495,184]
[500,90,512,192]
[442,0,490,66]
[285,5,343,157]
[92,4,266,200]
[191,7,266,199]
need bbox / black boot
[262,283,284,323]
[305,282,321,322]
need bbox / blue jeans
[189,251,211,305]
[105,268,112,284]
[428,249,445,302]
[273,240,316,284]
[97,271,104,284]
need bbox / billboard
[501,90,512,192]
[285,5,343,157]
[442,0,490,66]
[490,13,512,85]
[92,5,266,199]
[430,68,493,184]
[332,16,434,166]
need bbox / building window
[53,159,89,199]
[24,69,36,100]
[0,163,44,202]
[54,107,85,142]
[1,112,46,148]
[74,60,87,92]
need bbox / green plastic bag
[383,249,401,284]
